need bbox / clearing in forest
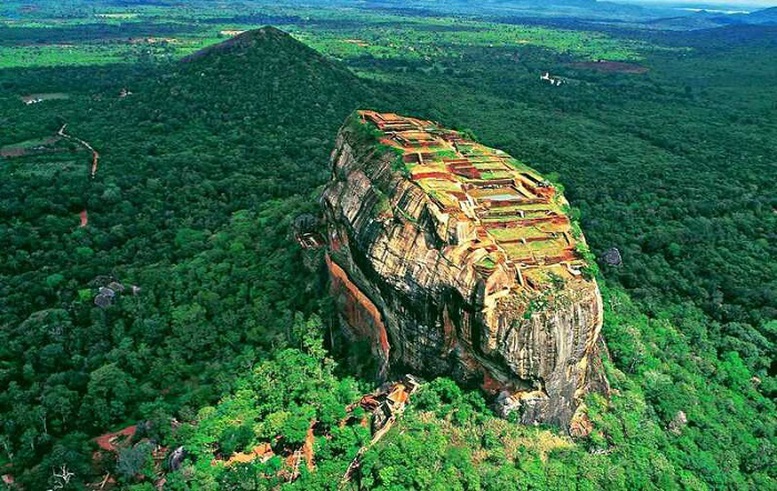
[571,60,648,73]
[19,92,70,104]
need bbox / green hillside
[0,26,383,488]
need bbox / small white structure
[540,72,564,86]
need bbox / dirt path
[340,380,418,487]
[95,425,136,452]
[340,417,396,488]
[303,423,315,471]
[58,124,100,228]
[58,123,100,178]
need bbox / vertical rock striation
[322,111,609,430]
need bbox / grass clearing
[7,159,82,178]
[1,136,60,156]
[19,92,69,103]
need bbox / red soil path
[95,425,136,452]
[303,424,315,471]
[58,124,100,228]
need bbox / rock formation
[322,111,609,430]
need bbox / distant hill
[184,25,322,61]
[363,0,673,21]
[105,26,379,201]
[171,26,374,144]
[742,6,777,25]
[646,6,777,31]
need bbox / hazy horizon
[614,0,776,8]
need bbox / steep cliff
[322,111,609,430]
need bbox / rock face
[322,111,609,429]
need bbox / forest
[0,1,774,490]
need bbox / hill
[0,26,384,488]
[364,0,670,20]
[114,25,376,192]
[646,6,777,31]
[743,6,777,25]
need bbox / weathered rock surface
[322,111,609,430]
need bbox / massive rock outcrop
[322,111,609,430]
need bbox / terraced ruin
[362,110,587,288]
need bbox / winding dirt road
[58,123,99,179]
[58,124,100,227]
